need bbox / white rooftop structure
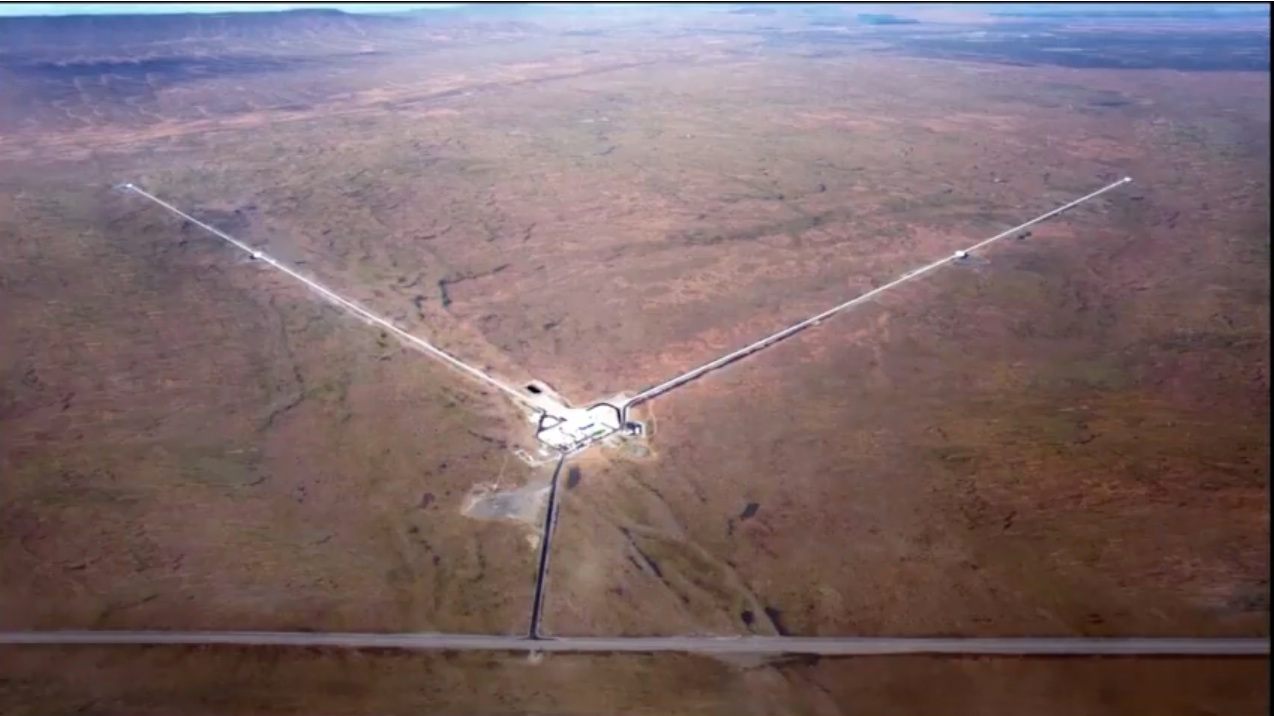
[122,176,1134,461]
[533,403,622,454]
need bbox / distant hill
[0,7,537,63]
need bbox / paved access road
[1,631,1265,656]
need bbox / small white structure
[534,404,622,454]
[953,250,969,260]
[522,382,624,454]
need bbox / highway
[1,631,1265,656]
[527,455,568,638]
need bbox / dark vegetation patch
[764,606,789,636]
[437,264,510,309]
[761,29,874,50]
[883,26,1270,71]
[991,6,1270,20]
[0,54,306,78]
[856,14,920,26]
[677,208,852,247]
[0,8,406,57]
[758,21,1269,71]
[1087,93,1133,109]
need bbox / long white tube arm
[625,177,1133,408]
[122,183,536,410]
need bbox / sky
[0,1,1263,19]
[0,2,461,16]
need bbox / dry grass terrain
[543,63,1269,639]
[0,4,1267,713]
[1,174,545,633]
[0,645,1268,716]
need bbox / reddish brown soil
[0,646,1267,716]
[0,5,1267,713]
[1,177,545,632]
[541,61,1269,639]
